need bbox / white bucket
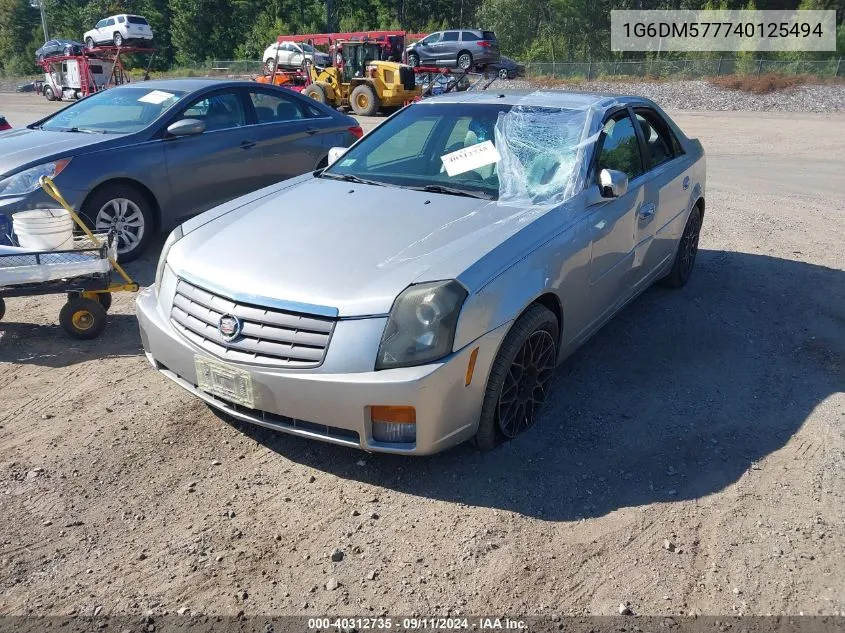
[13,209,74,251]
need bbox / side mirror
[327,146,347,166]
[166,118,205,137]
[599,168,628,198]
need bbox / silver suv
[406,29,500,70]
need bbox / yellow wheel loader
[302,41,419,116]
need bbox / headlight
[376,280,467,370]
[154,226,183,290]
[0,159,72,197]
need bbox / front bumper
[135,283,509,455]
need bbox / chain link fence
[524,58,844,80]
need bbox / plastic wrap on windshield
[494,93,609,208]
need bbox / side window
[597,114,644,181]
[634,110,676,169]
[179,91,245,132]
[422,33,442,45]
[462,31,480,41]
[117,16,125,23]
[106,18,115,26]
[248,90,305,123]
[442,32,459,42]
[365,117,437,168]
[96,20,106,28]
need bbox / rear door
[586,109,647,326]
[244,87,330,186]
[162,88,261,219]
[438,31,460,65]
[628,107,693,290]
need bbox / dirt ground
[0,96,843,619]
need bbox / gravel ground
[0,109,844,620]
[487,78,845,112]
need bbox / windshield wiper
[408,184,494,200]
[319,172,388,188]
[66,127,106,134]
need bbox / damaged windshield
[322,101,593,205]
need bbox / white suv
[84,14,154,49]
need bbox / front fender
[453,255,552,352]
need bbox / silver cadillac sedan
[136,91,706,455]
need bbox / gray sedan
[136,91,705,454]
[0,79,361,260]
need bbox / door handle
[305,128,319,136]
[638,203,656,220]
[683,176,690,190]
[240,140,256,150]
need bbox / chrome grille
[170,278,335,368]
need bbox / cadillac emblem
[218,314,242,342]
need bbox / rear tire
[350,84,379,116]
[457,52,473,70]
[303,83,327,104]
[474,304,559,451]
[498,68,509,80]
[85,37,95,50]
[660,204,702,289]
[407,53,419,67]
[59,298,107,340]
[113,32,123,47]
[43,86,55,101]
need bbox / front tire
[303,83,327,104]
[350,84,379,116]
[85,37,95,50]
[407,53,419,67]
[43,86,55,101]
[498,67,509,80]
[474,304,559,451]
[59,298,107,340]
[113,32,123,47]
[82,183,154,262]
[661,204,702,288]
[457,52,473,70]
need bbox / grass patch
[707,73,837,93]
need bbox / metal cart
[0,177,138,339]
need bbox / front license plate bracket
[194,355,256,409]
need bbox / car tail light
[348,125,363,139]
[477,41,493,47]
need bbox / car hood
[169,176,537,317]
[0,128,117,177]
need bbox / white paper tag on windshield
[440,140,501,177]
[138,90,175,105]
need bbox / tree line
[0,0,841,76]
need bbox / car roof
[419,90,656,110]
[111,78,252,92]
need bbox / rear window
[482,31,497,41]
[127,16,148,25]
[462,31,479,41]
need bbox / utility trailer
[37,45,156,101]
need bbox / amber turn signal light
[370,405,416,424]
